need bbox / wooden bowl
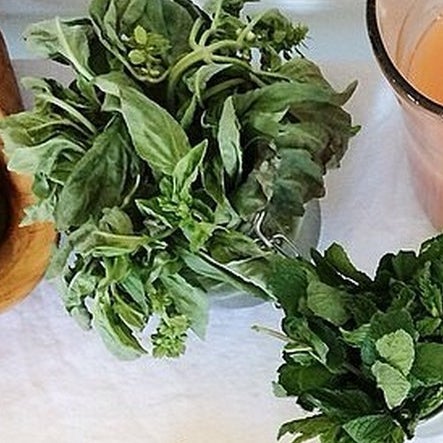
[0,31,55,312]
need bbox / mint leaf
[324,243,372,286]
[370,309,416,341]
[307,281,350,326]
[268,256,310,316]
[375,330,415,376]
[305,389,376,421]
[371,361,411,409]
[412,343,443,386]
[283,317,329,363]
[278,414,336,442]
[343,415,405,443]
[418,262,443,317]
[278,363,335,396]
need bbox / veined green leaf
[375,330,415,376]
[412,343,443,386]
[25,17,95,80]
[92,290,146,360]
[181,250,274,301]
[343,415,405,443]
[217,96,242,180]
[371,361,411,409]
[234,81,356,117]
[161,273,209,339]
[307,281,350,326]
[173,140,207,200]
[119,84,191,175]
[324,243,372,286]
[55,117,130,230]
[278,415,337,442]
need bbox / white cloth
[1,1,442,441]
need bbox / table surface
[1,1,442,442]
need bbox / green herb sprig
[268,235,443,443]
[0,0,357,359]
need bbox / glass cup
[367,0,443,229]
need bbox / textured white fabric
[1,1,443,442]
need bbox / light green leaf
[371,361,411,409]
[92,292,146,360]
[161,274,209,339]
[133,25,148,45]
[217,96,242,180]
[76,231,151,257]
[119,84,191,175]
[55,117,130,230]
[25,17,95,80]
[341,324,370,348]
[173,140,207,200]
[376,329,415,376]
[307,281,350,326]
[181,250,274,302]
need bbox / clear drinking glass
[367,0,443,230]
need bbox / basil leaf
[92,291,147,360]
[161,273,208,339]
[118,84,191,175]
[25,18,96,80]
[217,96,242,180]
[55,117,130,230]
[173,140,207,200]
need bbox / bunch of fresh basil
[0,0,358,358]
[270,235,443,443]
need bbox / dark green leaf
[278,415,337,442]
[324,243,372,286]
[277,363,335,397]
[412,343,443,386]
[343,415,405,443]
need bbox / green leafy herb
[0,0,357,359]
[267,235,443,442]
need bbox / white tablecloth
[1,1,442,442]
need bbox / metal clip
[253,211,301,258]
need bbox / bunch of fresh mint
[0,0,357,359]
[269,235,443,442]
